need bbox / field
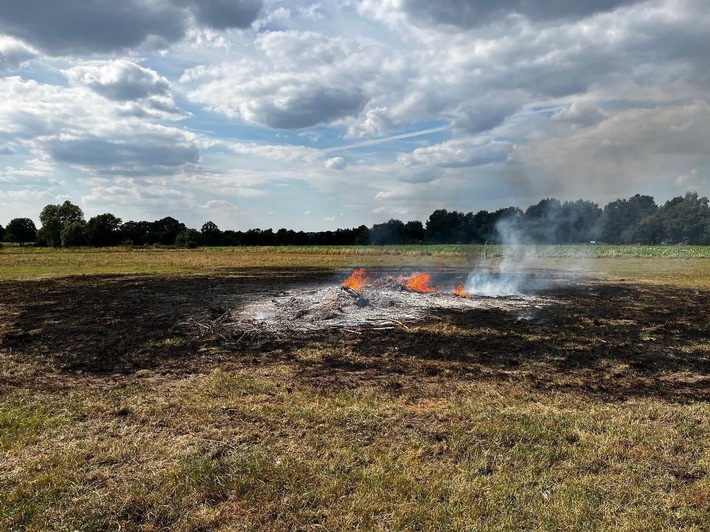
[1,246,709,530]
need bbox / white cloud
[325,157,346,170]
[0,76,201,177]
[0,35,37,70]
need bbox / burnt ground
[0,267,708,402]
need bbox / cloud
[64,60,185,119]
[399,136,513,168]
[64,60,170,101]
[325,157,346,170]
[183,30,383,129]
[44,126,201,176]
[552,100,605,126]
[397,0,642,29]
[183,0,262,30]
[0,0,263,55]
[0,76,200,177]
[0,35,37,70]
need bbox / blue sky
[1,0,708,231]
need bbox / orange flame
[402,272,437,293]
[342,268,370,294]
[454,282,469,298]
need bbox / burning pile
[342,270,440,295]
[222,268,553,334]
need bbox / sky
[1,0,709,231]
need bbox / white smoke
[464,216,535,296]
[464,212,589,297]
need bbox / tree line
[2,192,710,247]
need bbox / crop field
[1,246,709,530]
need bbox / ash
[231,277,554,334]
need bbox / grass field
[1,246,709,530]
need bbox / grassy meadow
[1,245,709,530]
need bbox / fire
[401,272,437,294]
[342,268,371,294]
[453,282,469,298]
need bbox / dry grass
[1,248,710,529]
[2,364,709,530]
[3,245,710,284]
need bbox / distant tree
[596,194,657,243]
[5,218,37,245]
[221,230,243,246]
[241,228,264,246]
[38,200,84,247]
[490,207,524,244]
[200,221,223,246]
[557,200,602,243]
[370,219,405,245]
[175,228,202,248]
[150,217,186,245]
[85,213,122,247]
[523,198,562,243]
[60,221,87,247]
[402,220,424,243]
[425,209,466,243]
[353,225,370,245]
[661,192,710,244]
[623,192,710,245]
[620,215,665,245]
[121,220,152,246]
[0,223,5,241]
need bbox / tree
[61,221,87,247]
[38,200,84,247]
[623,192,710,245]
[200,221,223,246]
[5,218,37,245]
[491,207,524,244]
[523,198,562,243]
[175,228,202,248]
[596,194,657,243]
[425,209,466,243]
[121,220,152,246]
[0,223,4,241]
[150,217,186,245]
[557,200,602,243]
[85,213,122,247]
[370,219,405,245]
[402,220,424,243]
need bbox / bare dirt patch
[0,267,708,401]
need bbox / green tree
[524,198,562,243]
[85,213,122,247]
[623,192,710,245]
[150,217,186,245]
[5,218,37,245]
[38,200,85,247]
[200,221,223,246]
[402,220,424,243]
[370,219,405,245]
[175,228,202,248]
[0,223,5,241]
[425,209,466,243]
[60,221,87,247]
[596,194,657,243]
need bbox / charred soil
[0,267,708,401]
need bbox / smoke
[464,216,536,296]
[464,205,592,297]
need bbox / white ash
[229,278,556,333]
